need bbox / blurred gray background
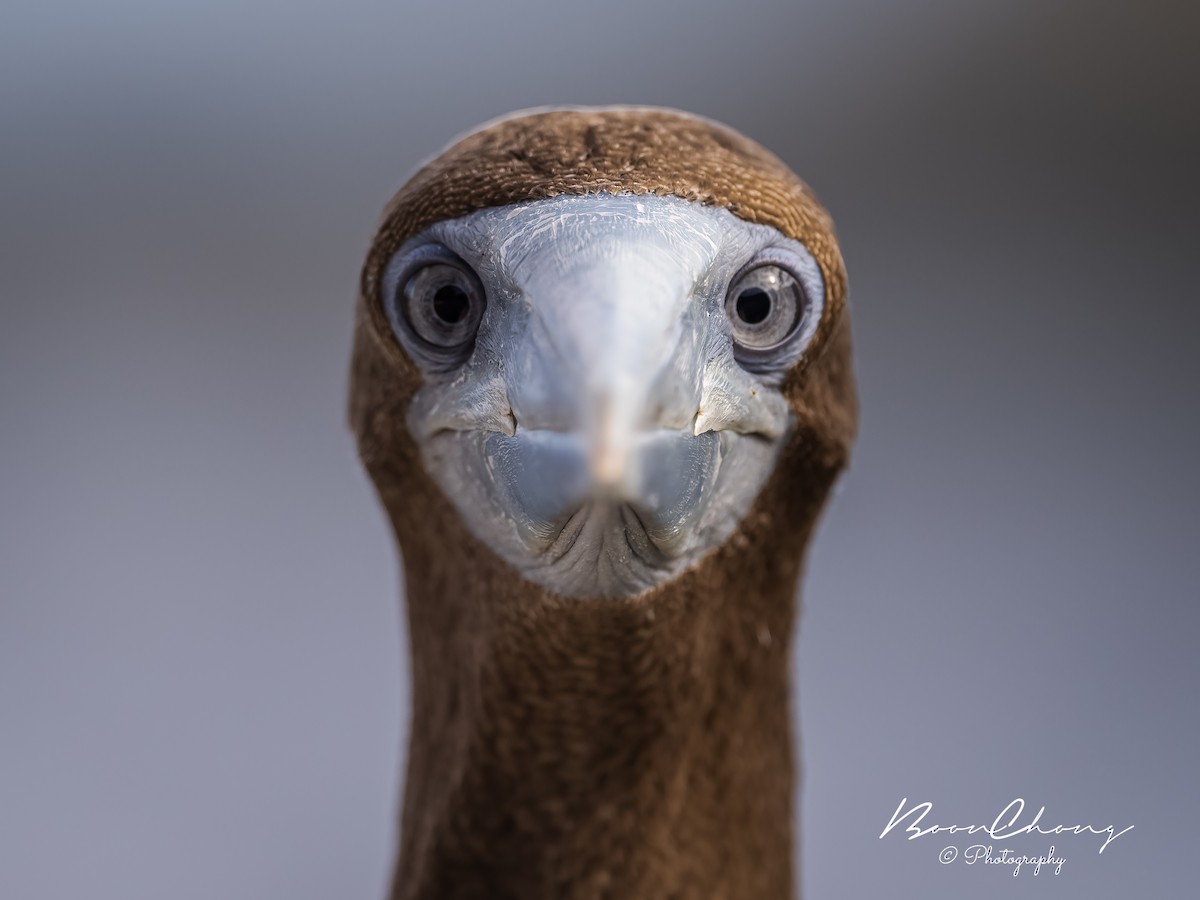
[2,1,1197,897]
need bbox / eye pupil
[736,287,772,325]
[432,284,470,323]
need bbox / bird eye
[723,254,821,374]
[402,263,484,346]
[725,264,806,348]
[384,245,487,371]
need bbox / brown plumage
[349,107,857,900]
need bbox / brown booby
[349,106,857,900]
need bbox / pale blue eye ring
[382,243,487,371]
[724,245,824,375]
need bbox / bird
[349,106,857,900]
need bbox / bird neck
[379,453,831,900]
[350,250,856,900]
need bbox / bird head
[351,107,856,600]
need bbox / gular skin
[349,107,858,900]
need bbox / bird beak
[508,236,714,507]
[587,393,629,495]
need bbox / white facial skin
[381,193,825,598]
